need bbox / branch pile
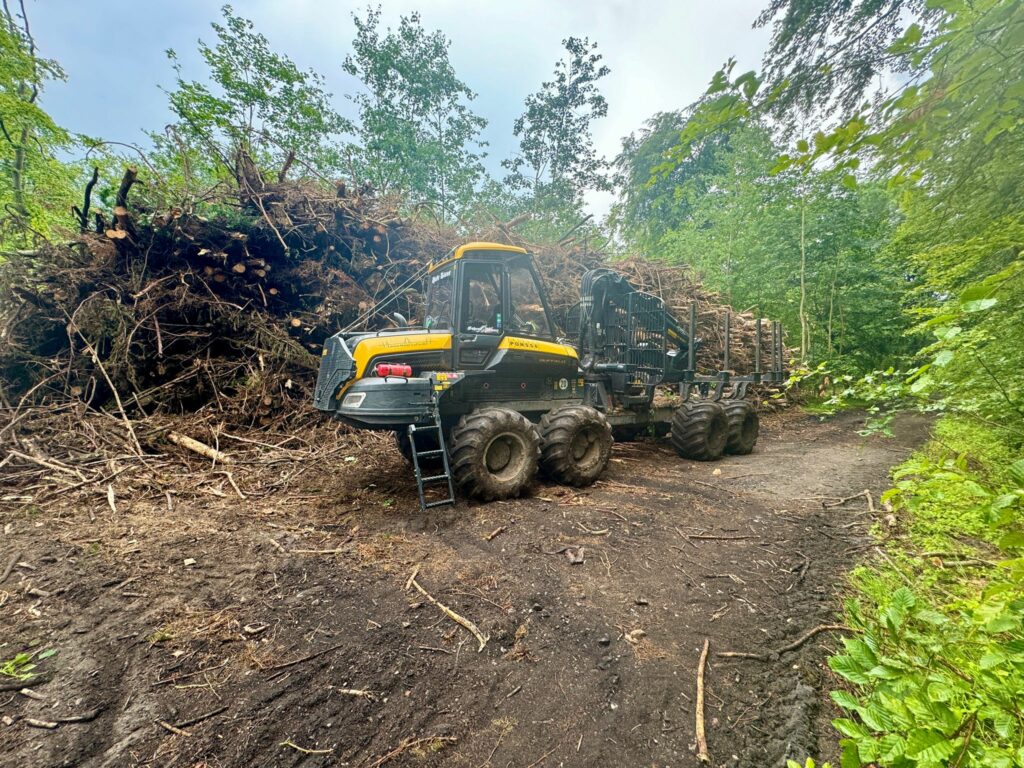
[0,168,785,438]
[0,170,454,427]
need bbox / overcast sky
[27,0,772,216]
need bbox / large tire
[669,401,728,461]
[723,400,759,455]
[450,408,540,501]
[540,405,613,487]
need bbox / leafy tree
[0,0,76,244]
[343,7,487,220]
[160,4,349,187]
[503,37,610,215]
[755,0,940,120]
[615,111,910,368]
[611,109,731,247]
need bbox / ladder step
[421,474,450,482]
[423,498,455,509]
[416,449,444,457]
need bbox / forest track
[0,409,929,768]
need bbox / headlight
[342,392,366,408]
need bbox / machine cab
[424,243,558,370]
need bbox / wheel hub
[484,432,525,480]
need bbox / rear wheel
[669,401,728,461]
[450,408,540,501]
[723,400,759,455]
[540,406,613,487]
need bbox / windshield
[424,267,453,330]
[508,261,552,338]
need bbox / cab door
[453,260,506,370]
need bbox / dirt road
[1,410,927,767]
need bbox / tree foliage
[161,4,349,186]
[504,37,610,216]
[344,6,487,220]
[0,0,76,245]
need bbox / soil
[0,409,930,768]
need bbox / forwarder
[314,242,784,510]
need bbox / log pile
[0,168,785,435]
[0,170,454,427]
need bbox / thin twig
[407,569,489,652]
[695,638,710,764]
[717,624,856,661]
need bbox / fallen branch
[823,489,874,513]
[168,432,233,464]
[695,638,710,764]
[368,735,457,768]
[0,673,51,692]
[406,568,489,652]
[1,551,21,584]
[280,739,332,755]
[264,641,346,672]
[174,704,228,730]
[155,719,190,737]
[484,526,506,541]
[337,687,375,698]
[717,624,856,661]
[685,533,755,542]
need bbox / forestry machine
[314,243,784,510]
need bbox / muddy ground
[1,409,928,768]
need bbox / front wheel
[450,408,540,501]
[669,401,728,461]
[540,405,613,487]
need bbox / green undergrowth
[826,415,1024,767]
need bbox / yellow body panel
[498,336,578,359]
[350,333,453,379]
[428,241,529,274]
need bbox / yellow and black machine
[314,242,784,509]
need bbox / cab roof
[428,242,529,274]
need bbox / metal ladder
[408,412,455,511]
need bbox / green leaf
[831,690,860,710]
[998,531,1024,550]
[905,729,959,762]
[833,717,871,739]
[840,739,861,768]
[829,655,872,685]
[933,349,954,367]
[962,298,998,312]
[1009,459,1024,488]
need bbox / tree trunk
[827,263,838,356]
[799,202,810,362]
[11,126,28,217]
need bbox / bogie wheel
[540,405,613,487]
[450,408,540,501]
[723,400,759,455]
[669,401,728,461]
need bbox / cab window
[508,263,552,338]
[462,262,503,335]
[424,268,453,330]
